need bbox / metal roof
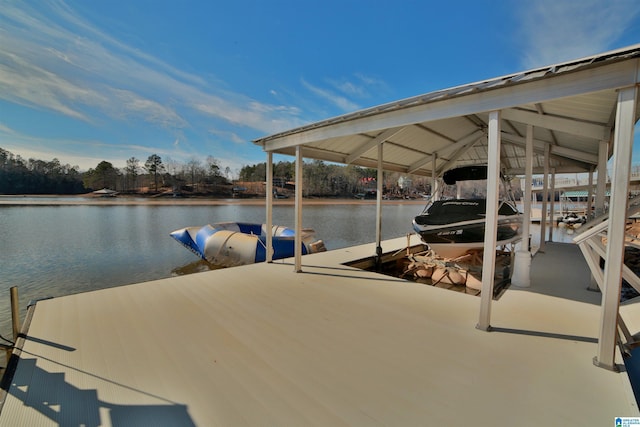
[254,44,640,177]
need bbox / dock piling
[10,287,19,343]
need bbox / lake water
[0,200,424,339]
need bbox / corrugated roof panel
[257,45,640,144]
[254,45,640,176]
[315,134,369,156]
[542,91,617,123]
[391,126,451,153]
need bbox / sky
[1,0,640,175]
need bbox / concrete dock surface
[0,236,637,426]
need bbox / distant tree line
[0,146,431,197]
[81,154,230,194]
[239,159,432,198]
[0,148,85,194]
[0,147,230,195]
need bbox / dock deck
[0,236,638,426]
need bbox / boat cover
[414,199,519,226]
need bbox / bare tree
[124,157,140,191]
[186,158,204,191]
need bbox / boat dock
[0,235,637,426]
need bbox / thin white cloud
[332,80,366,98]
[43,0,208,88]
[109,89,188,129]
[328,73,388,99]
[302,79,360,112]
[0,123,189,170]
[517,0,640,68]
[0,132,117,170]
[208,128,246,145]
[0,50,100,121]
[300,73,390,114]
[354,73,386,88]
[194,99,304,134]
[0,123,18,135]
[0,3,186,127]
[230,133,245,144]
[0,1,304,138]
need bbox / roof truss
[255,45,640,177]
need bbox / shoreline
[0,195,427,207]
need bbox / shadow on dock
[2,357,195,426]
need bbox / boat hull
[413,197,522,258]
[414,217,522,258]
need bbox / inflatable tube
[170,222,326,267]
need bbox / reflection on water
[0,202,421,338]
[171,259,225,276]
[0,200,579,341]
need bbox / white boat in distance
[412,165,523,258]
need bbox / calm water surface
[0,201,422,337]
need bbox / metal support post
[11,286,19,342]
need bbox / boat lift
[401,241,517,297]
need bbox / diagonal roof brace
[436,136,487,176]
[501,108,611,140]
[407,129,485,174]
[501,133,599,164]
[550,145,599,164]
[345,126,406,164]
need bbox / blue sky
[1,0,640,175]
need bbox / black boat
[412,165,522,258]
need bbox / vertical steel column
[586,166,598,291]
[548,168,556,242]
[595,140,608,217]
[432,153,438,201]
[540,144,550,252]
[375,143,384,267]
[522,124,533,250]
[595,86,637,371]
[294,145,303,273]
[511,124,534,288]
[266,152,274,262]
[477,110,501,331]
[587,167,594,218]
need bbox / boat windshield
[440,178,512,201]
